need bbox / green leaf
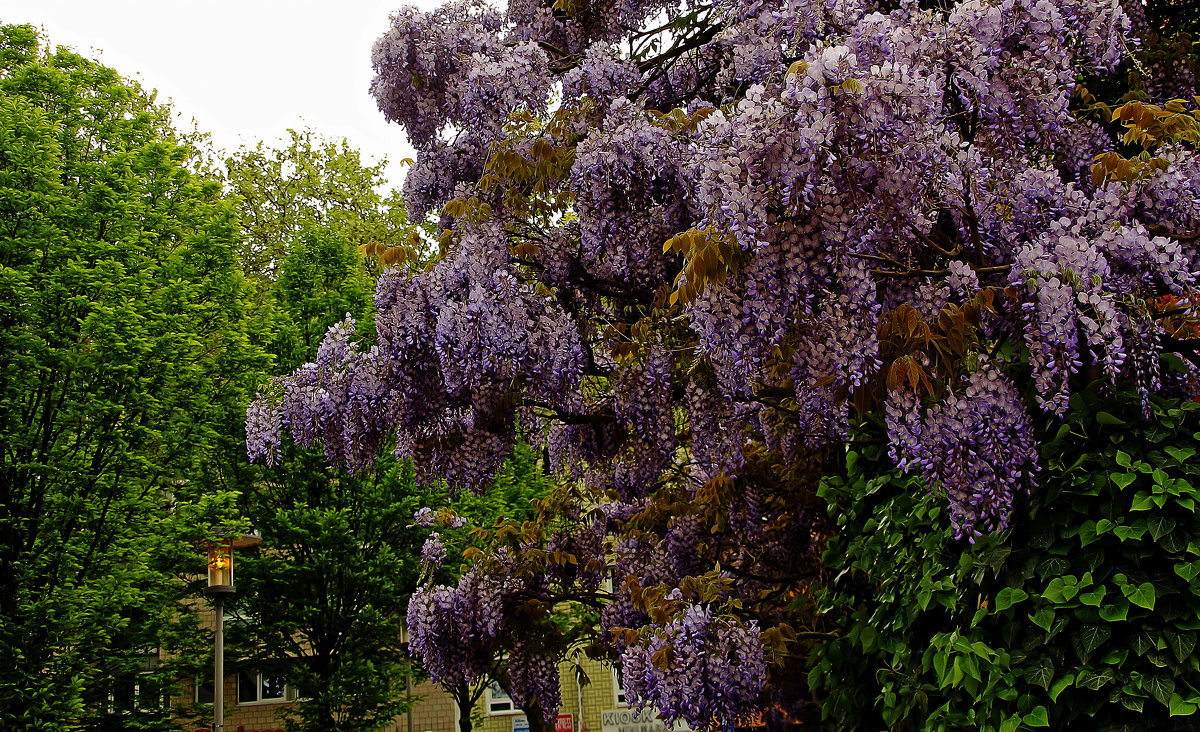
[1000,715,1022,732]
[1078,520,1100,546]
[1122,695,1146,713]
[1164,630,1196,664]
[1148,515,1178,541]
[1030,608,1055,632]
[1023,705,1050,727]
[1115,449,1133,466]
[1131,630,1157,655]
[1169,694,1197,717]
[1122,581,1156,610]
[1165,446,1195,463]
[971,606,989,627]
[933,648,947,682]
[1037,557,1070,580]
[1073,625,1111,661]
[1110,473,1137,489]
[1098,599,1129,622]
[1076,668,1114,690]
[1176,560,1200,582]
[1043,576,1080,604]
[1049,673,1075,702]
[859,624,879,652]
[1097,412,1127,426]
[1027,657,1054,689]
[1113,524,1148,541]
[1131,491,1155,511]
[995,587,1028,612]
[1145,674,1176,706]
[1079,585,1106,606]
[1161,531,1188,553]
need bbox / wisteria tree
[248,0,1200,726]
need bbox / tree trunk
[524,704,555,732]
[454,683,474,732]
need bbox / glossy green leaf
[1148,515,1177,541]
[1110,473,1137,489]
[1023,705,1050,727]
[1098,599,1129,622]
[1079,585,1106,606]
[1049,673,1075,702]
[995,587,1028,612]
[1076,668,1115,690]
[1027,657,1054,689]
[1122,581,1156,610]
[1170,694,1198,717]
[1144,674,1175,706]
[1165,446,1195,463]
[1164,629,1196,664]
[1074,625,1111,659]
[1030,608,1055,632]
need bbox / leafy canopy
[0,23,266,730]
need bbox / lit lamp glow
[207,542,234,591]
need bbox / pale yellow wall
[178,609,633,732]
[473,657,626,732]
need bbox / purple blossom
[620,604,766,731]
[886,359,1039,538]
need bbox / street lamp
[203,530,261,732]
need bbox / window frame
[236,668,294,705]
[485,679,520,716]
[106,651,168,714]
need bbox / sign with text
[556,714,574,732]
[600,709,672,732]
[513,715,531,732]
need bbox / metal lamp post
[203,531,261,732]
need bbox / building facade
[176,609,657,732]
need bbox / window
[108,652,167,714]
[237,669,291,704]
[486,680,517,715]
[196,675,214,705]
[613,666,626,707]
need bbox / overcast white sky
[0,0,441,191]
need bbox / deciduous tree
[0,24,266,729]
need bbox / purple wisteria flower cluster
[621,604,766,731]
[246,0,1200,722]
[886,358,1039,538]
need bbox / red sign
[556,714,574,732]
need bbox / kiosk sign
[600,709,671,732]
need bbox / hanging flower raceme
[620,604,766,731]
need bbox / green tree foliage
[219,128,413,290]
[0,24,266,729]
[812,385,1200,731]
[272,225,376,367]
[230,454,424,732]
[225,224,411,729]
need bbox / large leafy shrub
[813,386,1200,731]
